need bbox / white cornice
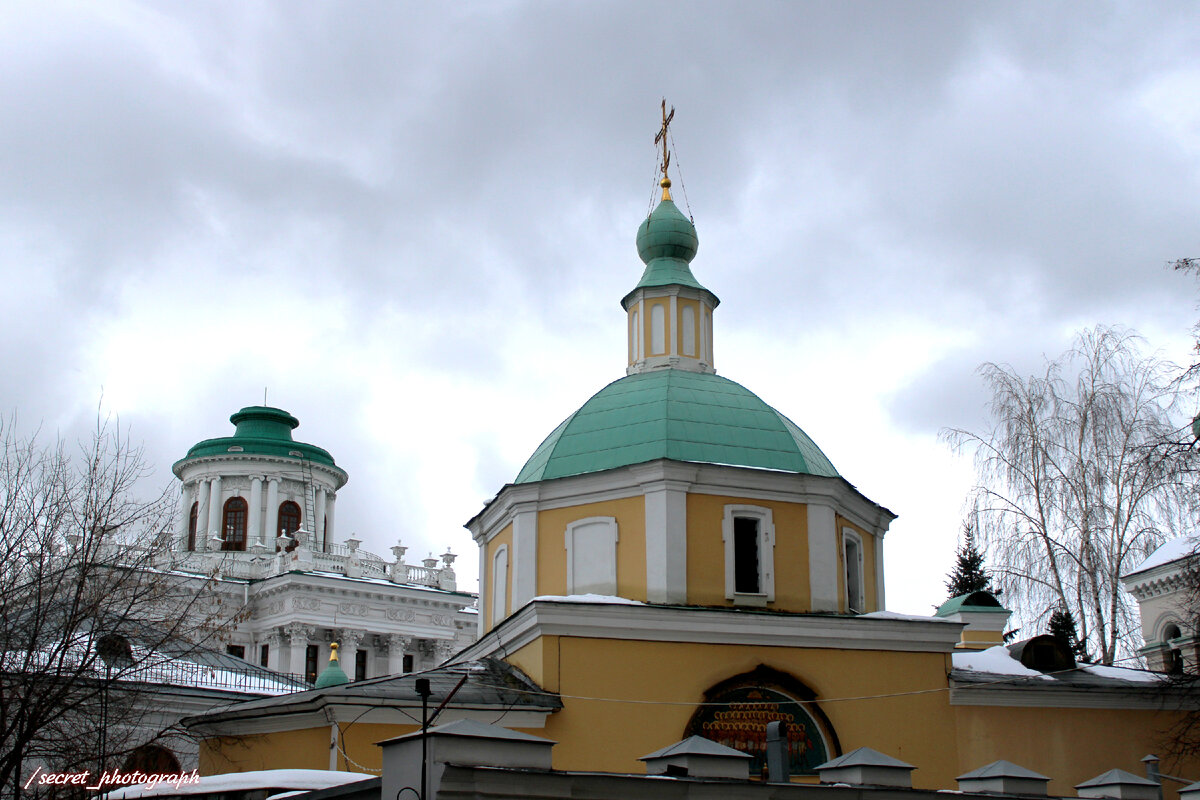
[456,601,963,662]
[187,701,551,736]
[468,460,896,543]
[948,676,1192,710]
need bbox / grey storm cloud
[3,1,1199,610]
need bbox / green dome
[515,369,838,483]
[624,198,715,307]
[314,644,350,688]
[172,406,345,479]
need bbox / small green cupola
[314,642,350,688]
[621,127,720,377]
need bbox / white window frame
[491,545,509,625]
[565,516,619,595]
[842,528,865,614]
[722,505,775,605]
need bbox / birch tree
[945,326,1193,665]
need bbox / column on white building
[315,487,328,552]
[324,492,337,550]
[339,629,365,679]
[265,478,280,543]
[386,634,411,676]
[195,480,211,553]
[207,475,223,545]
[263,630,282,672]
[285,623,311,678]
[248,476,264,547]
[176,482,195,551]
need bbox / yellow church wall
[483,523,513,633]
[835,516,877,612]
[524,635,958,782]
[535,496,647,600]
[953,704,1193,800]
[685,493,811,610]
[200,727,332,774]
[200,722,417,776]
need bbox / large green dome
[515,370,838,483]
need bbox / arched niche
[684,664,839,777]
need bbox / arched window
[651,304,666,354]
[681,305,696,356]
[278,501,302,537]
[491,545,509,626]
[222,497,247,551]
[122,744,180,773]
[277,501,302,552]
[187,502,198,551]
[1165,624,1184,675]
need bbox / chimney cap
[817,747,915,771]
[958,760,1050,782]
[640,736,752,762]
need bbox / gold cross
[654,98,675,198]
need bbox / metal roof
[173,406,344,476]
[181,658,561,726]
[515,369,839,483]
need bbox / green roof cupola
[622,103,719,377]
[314,642,350,688]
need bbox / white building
[1123,536,1198,674]
[168,405,478,683]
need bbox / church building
[184,118,1199,794]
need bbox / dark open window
[733,516,761,594]
[226,644,246,660]
[305,644,320,684]
[277,501,302,551]
[222,497,247,551]
[403,654,414,673]
[260,644,269,668]
[1166,625,1184,675]
[355,650,367,681]
[187,502,198,551]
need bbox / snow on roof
[104,769,373,798]
[860,610,957,623]
[531,594,645,605]
[1079,663,1164,683]
[952,646,1053,680]
[1128,537,1198,576]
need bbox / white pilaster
[669,294,678,357]
[207,475,223,543]
[807,504,839,612]
[644,481,689,604]
[248,476,263,547]
[325,492,337,545]
[477,546,487,637]
[874,534,886,611]
[176,482,195,551]
[315,487,328,552]
[265,478,280,542]
[195,479,211,552]
[511,504,538,609]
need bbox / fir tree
[945,522,995,599]
[1048,608,1092,663]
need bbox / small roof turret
[314,642,350,688]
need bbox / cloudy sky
[3,2,1198,615]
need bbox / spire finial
[654,98,675,201]
[329,641,340,662]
